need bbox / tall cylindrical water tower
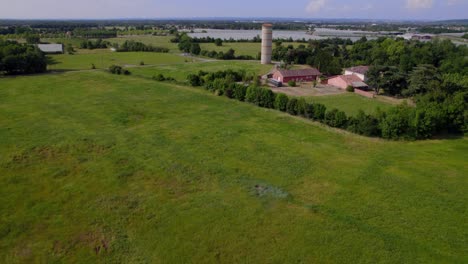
[261,24,273,64]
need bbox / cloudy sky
[0,0,466,20]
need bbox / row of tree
[0,40,48,75]
[186,70,467,140]
[73,29,117,38]
[200,49,255,60]
[115,40,169,53]
[80,39,110,49]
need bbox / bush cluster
[186,70,467,140]
[152,73,175,82]
[109,65,130,75]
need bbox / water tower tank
[261,24,273,64]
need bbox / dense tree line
[174,33,255,60]
[115,41,169,53]
[73,29,117,38]
[418,27,467,34]
[80,39,110,49]
[200,49,256,60]
[0,40,47,75]
[186,70,467,140]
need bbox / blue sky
[0,0,467,20]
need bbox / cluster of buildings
[264,65,373,97]
[260,23,375,98]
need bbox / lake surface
[188,28,382,41]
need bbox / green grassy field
[0,70,466,263]
[107,36,179,52]
[307,93,398,116]
[47,51,192,71]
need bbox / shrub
[187,74,202,86]
[259,88,275,108]
[379,105,415,140]
[348,110,380,136]
[274,93,289,112]
[325,109,348,128]
[233,84,248,101]
[313,103,327,121]
[286,98,299,115]
[346,85,355,92]
[153,74,166,81]
[245,86,274,108]
[304,103,315,119]
[139,61,145,66]
[109,65,123,74]
[297,98,307,116]
[288,80,297,87]
[211,78,228,95]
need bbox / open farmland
[0,70,466,263]
[47,50,192,71]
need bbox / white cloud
[406,0,434,9]
[306,0,327,14]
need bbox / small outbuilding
[37,44,64,54]
[344,66,369,81]
[328,74,369,90]
[272,68,321,83]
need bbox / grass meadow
[307,93,398,116]
[0,70,466,263]
[47,50,192,71]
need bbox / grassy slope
[308,93,397,116]
[0,71,467,263]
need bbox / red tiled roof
[345,66,369,75]
[276,68,321,78]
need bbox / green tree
[404,64,441,97]
[367,66,407,96]
[190,43,201,55]
[187,74,202,86]
[25,35,40,44]
[286,98,299,115]
[313,103,327,121]
[274,93,289,112]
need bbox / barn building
[272,68,321,83]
